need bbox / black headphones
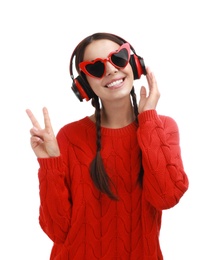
[69,34,147,102]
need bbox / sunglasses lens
[85,61,105,78]
[111,48,129,68]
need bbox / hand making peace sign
[26,107,60,158]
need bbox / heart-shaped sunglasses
[79,43,131,79]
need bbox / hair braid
[90,96,118,200]
[130,87,144,187]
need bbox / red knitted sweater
[37,110,188,260]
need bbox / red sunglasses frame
[79,43,131,79]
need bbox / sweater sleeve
[137,109,189,210]
[37,131,72,244]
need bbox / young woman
[26,32,189,259]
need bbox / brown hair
[74,33,144,200]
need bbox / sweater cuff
[37,156,63,170]
[138,109,159,124]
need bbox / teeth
[107,79,123,88]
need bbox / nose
[105,60,118,76]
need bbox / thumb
[140,86,147,100]
[138,86,147,113]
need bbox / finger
[42,107,53,132]
[30,127,44,140]
[145,67,153,85]
[26,109,41,129]
[30,135,42,144]
[146,69,158,93]
[140,86,147,99]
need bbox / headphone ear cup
[71,75,94,102]
[130,54,147,80]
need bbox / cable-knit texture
[37,110,188,260]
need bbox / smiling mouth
[106,79,123,88]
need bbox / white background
[0,0,207,259]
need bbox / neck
[100,98,136,128]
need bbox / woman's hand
[26,107,60,158]
[138,67,160,113]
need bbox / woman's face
[82,39,134,102]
